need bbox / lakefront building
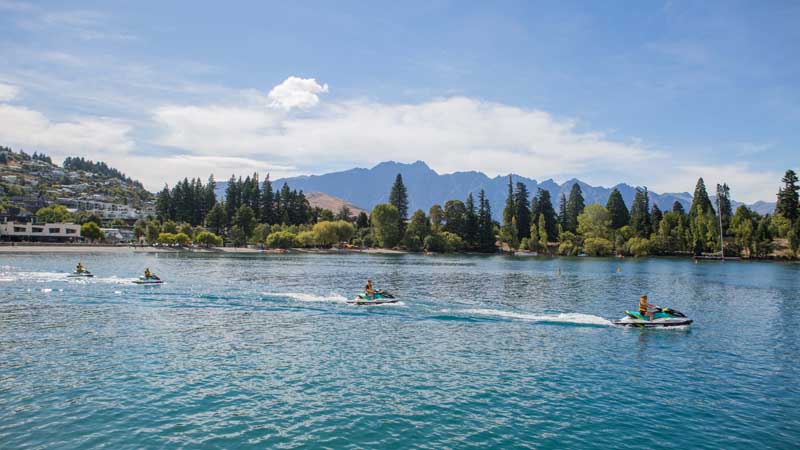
[0,222,82,242]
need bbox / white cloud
[649,164,780,204]
[154,94,657,183]
[267,76,329,110]
[0,103,133,156]
[0,82,19,101]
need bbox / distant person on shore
[639,295,656,321]
[365,279,374,299]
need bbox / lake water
[1,252,798,449]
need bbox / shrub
[583,237,613,256]
[266,231,299,249]
[625,237,651,257]
[194,231,223,247]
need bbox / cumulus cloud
[0,82,20,101]
[267,76,329,110]
[154,94,656,183]
[0,102,133,156]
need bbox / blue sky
[0,0,798,202]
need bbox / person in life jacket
[639,295,656,321]
[365,279,375,299]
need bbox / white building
[0,222,82,242]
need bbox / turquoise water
[1,253,799,449]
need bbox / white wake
[463,308,612,326]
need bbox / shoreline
[0,243,793,261]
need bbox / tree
[265,231,299,249]
[260,175,276,224]
[501,176,515,240]
[205,203,227,236]
[356,211,369,229]
[404,209,431,251]
[477,190,496,252]
[174,232,191,246]
[232,205,257,244]
[651,204,663,235]
[179,223,194,239]
[156,185,173,221]
[162,220,178,234]
[558,193,568,233]
[429,204,443,232]
[313,221,340,247]
[538,213,548,254]
[35,205,73,223]
[443,200,466,237]
[463,193,479,249]
[195,231,223,248]
[371,203,402,248]
[389,173,409,222]
[716,183,733,234]
[225,175,241,221]
[730,206,756,257]
[513,182,531,239]
[423,233,446,253]
[776,170,799,224]
[531,189,558,241]
[605,188,630,229]
[146,220,161,244]
[577,204,612,240]
[629,188,651,238]
[689,178,715,218]
[81,221,104,242]
[336,205,352,221]
[565,183,585,232]
[672,201,686,214]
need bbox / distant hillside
[0,146,153,215]
[254,161,774,215]
[305,192,365,217]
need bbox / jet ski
[613,306,692,328]
[133,276,163,285]
[67,271,94,278]
[347,290,398,305]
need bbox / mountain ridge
[218,161,775,216]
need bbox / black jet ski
[613,306,692,328]
[133,276,163,285]
[347,290,398,305]
[67,271,94,278]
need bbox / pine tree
[502,175,515,234]
[776,170,799,224]
[389,174,409,220]
[672,201,686,215]
[477,190,496,252]
[565,183,585,232]
[156,185,173,222]
[225,175,240,221]
[630,188,651,238]
[260,175,275,224]
[532,189,559,241]
[651,204,663,235]
[513,182,531,239]
[558,193,568,233]
[605,188,630,229]
[689,178,715,218]
[464,193,479,249]
[716,183,732,235]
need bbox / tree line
[141,167,800,258]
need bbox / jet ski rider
[76,262,85,273]
[365,279,375,299]
[144,268,160,280]
[639,295,656,321]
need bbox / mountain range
[219,161,775,216]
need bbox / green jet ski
[347,290,398,305]
[613,306,692,328]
